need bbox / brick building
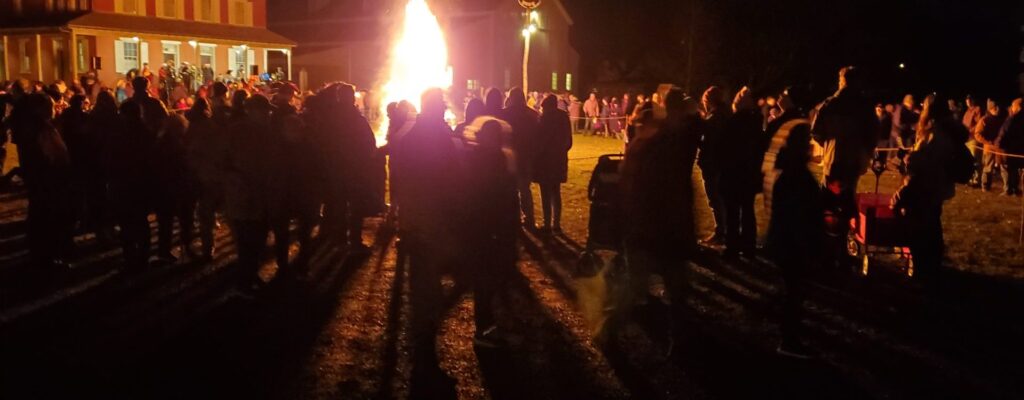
[0,0,294,87]
[268,0,578,101]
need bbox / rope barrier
[876,143,1024,160]
[569,116,629,122]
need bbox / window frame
[195,0,219,23]
[198,44,217,72]
[117,0,146,16]
[161,41,181,68]
[228,0,254,26]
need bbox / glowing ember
[379,0,453,143]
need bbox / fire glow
[379,0,453,142]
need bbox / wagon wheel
[846,232,862,258]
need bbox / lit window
[18,39,30,73]
[551,72,558,91]
[229,0,253,26]
[118,0,144,15]
[198,0,214,21]
[116,40,140,73]
[199,44,216,71]
[161,42,180,67]
[157,0,180,18]
[565,73,572,91]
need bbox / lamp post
[519,0,541,94]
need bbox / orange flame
[378,0,453,143]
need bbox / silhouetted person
[891,94,920,148]
[122,76,171,262]
[82,90,118,242]
[502,88,540,228]
[390,88,459,397]
[209,82,231,128]
[57,94,89,230]
[962,96,984,187]
[460,119,518,347]
[185,97,225,261]
[322,83,376,252]
[767,123,824,360]
[974,100,1009,193]
[892,97,967,282]
[720,87,764,258]
[454,98,485,140]
[996,99,1024,196]
[110,101,156,269]
[811,66,878,234]
[224,95,278,294]
[623,88,701,313]
[272,84,318,266]
[484,87,505,118]
[154,112,195,261]
[534,94,573,232]
[18,93,73,270]
[699,86,731,245]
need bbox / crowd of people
[619,66,1022,358]
[2,62,1022,385]
[0,74,577,395]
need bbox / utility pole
[519,0,541,94]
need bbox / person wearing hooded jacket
[502,87,541,228]
[223,94,280,294]
[533,94,573,232]
[699,86,731,245]
[390,88,460,397]
[185,97,226,261]
[720,87,765,257]
[321,83,377,252]
[892,97,968,282]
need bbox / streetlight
[519,0,541,94]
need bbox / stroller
[577,154,626,275]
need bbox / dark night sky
[562,0,1024,102]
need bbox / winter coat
[720,109,767,199]
[390,116,461,233]
[698,108,731,173]
[767,165,825,266]
[996,112,1024,169]
[974,112,1007,162]
[811,88,879,182]
[223,115,279,222]
[533,107,573,184]
[185,111,228,190]
[502,105,540,180]
[623,116,702,253]
[893,119,965,211]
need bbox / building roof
[1,12,295,47]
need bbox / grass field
[554,134,1024,280]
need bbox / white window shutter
[247,49,255,75]
[141,41,149,69]
[228,49,237,76]
[114,40,125,73]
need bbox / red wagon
[846,193,914,277]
